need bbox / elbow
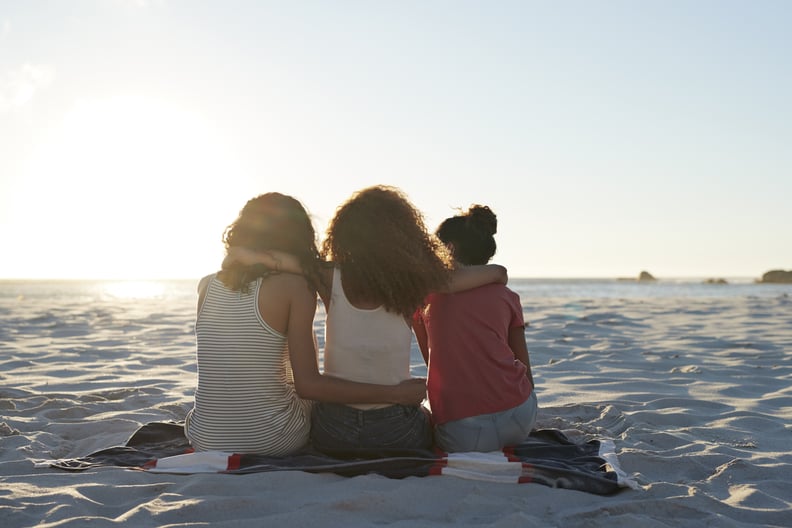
[495,264,508,284]
[295,385,320,401]
[293,376,321,400]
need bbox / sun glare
[15,95,246,279]
[102,280,166,299]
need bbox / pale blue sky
[1,1,790,279]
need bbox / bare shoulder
[263,272,316,301]
[278,271,313,289]
[257,273,315,334]
[197,274,215,305]
[197,273,215,294]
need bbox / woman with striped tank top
[185,193,426,456]
[223,186,507,456]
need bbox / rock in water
[638,271,656,282]
[759,270,792,283]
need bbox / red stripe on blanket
[502,446,523,463]
[227,454,242,471]
[519,462,534,484]
[429,457,448,476]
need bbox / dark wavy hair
[322,185,452,317]
[218,192,323,293]
[436,205,497,266]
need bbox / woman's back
[323,267,412,409]
[418,283,532,425]
[185,275,311,455]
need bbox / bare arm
[286,282,426,405]
[508,325,534,387]
[223,247,302,274]
[224,247,333,304]
[196,274,213,319]
[444,264,508,293]
[413,310,430,365]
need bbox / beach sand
[1,281,791,527]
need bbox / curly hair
[322,185,452,317]
[436,205,497,266]
[218,192,324,293]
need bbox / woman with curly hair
[224,186,506,455]
[185,192,427,456]
[413,205,537,452]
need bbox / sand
[1,280,791,527]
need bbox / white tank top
[323,267,412,409]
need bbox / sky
[1,0,790,280]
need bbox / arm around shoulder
[446,264,508,293]
[286,281,425,405]
[222,247,302,274]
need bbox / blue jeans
[310,402,433,457]
[434,392,538,452]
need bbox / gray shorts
[435,391,538,452]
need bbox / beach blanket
[46,422,637,495]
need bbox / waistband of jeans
[318,403,410,420]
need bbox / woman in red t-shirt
[414,205,538,452]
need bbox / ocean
[2,277,790,304]
[3,276,789,379]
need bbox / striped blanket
[46,422,637,495]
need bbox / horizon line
[0,274,772,282]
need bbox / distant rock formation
[758,270,792,283]
[618,271,658,282]
[704,278,728,285]
[638,271,656,282]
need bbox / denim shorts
[310,402,433,457]
[434,391,538,453]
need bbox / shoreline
[0,275,772,283]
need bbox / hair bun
[466,205,497,235]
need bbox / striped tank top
[184,275,312,455]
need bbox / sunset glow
[1,2,790,279]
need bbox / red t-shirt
[414,283,533,425]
